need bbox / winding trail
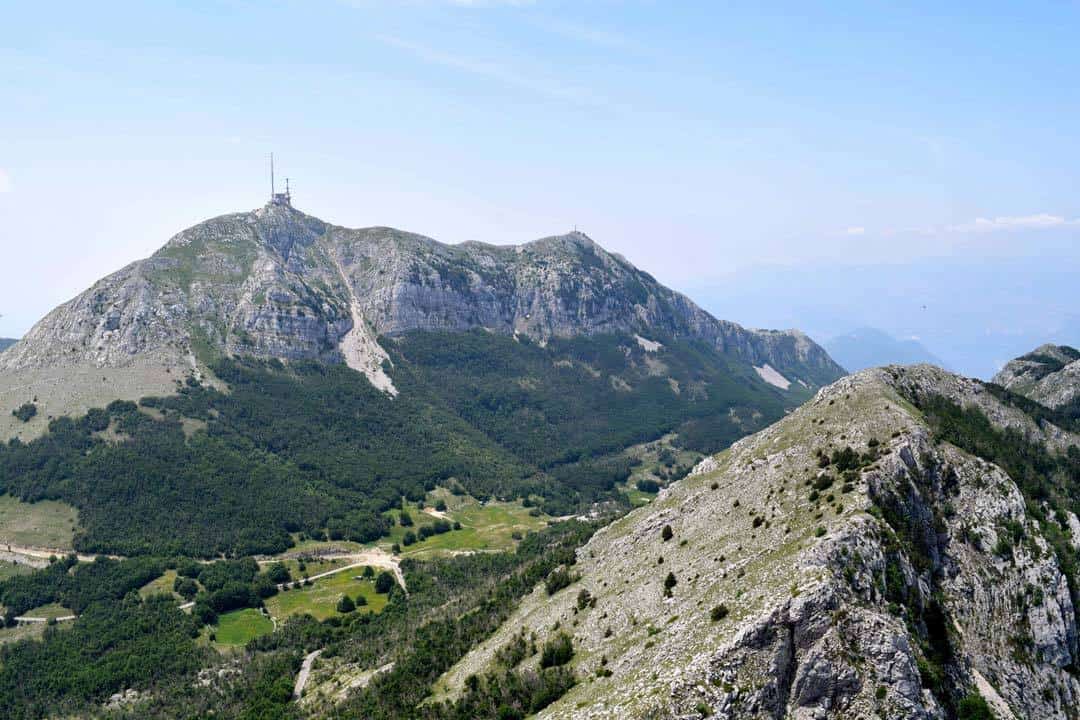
[294,649,323,699]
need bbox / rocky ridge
[433,364,1080,719]
[992,344,1080,410]
[0,202,842,439]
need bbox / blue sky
[2,1,1078,373]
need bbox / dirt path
[294,649,323,699]
[263,548,407,594]
[2,543,119,564]
[15,613,76,624]
[178,548,408,616]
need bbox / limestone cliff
[0,202,842,439]
[435,365,1080,719]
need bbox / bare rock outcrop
[434,368,1080,719]
[992,344,1080,410]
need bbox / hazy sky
[2,1,1079,345]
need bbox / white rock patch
[754,363,791,390]
[635,334,663,352]
[973,669,1017,720]
[329,252,398,396]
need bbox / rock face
[0,202,842,438]
[436,364,1080,719]
[993,344,1080,410]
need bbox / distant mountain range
[824,327,947,373]
[685,254,1080,379]
[0,339,15,353]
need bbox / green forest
[0,521,595,720]
[0,331,797,557]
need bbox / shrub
[637,479,661,493]
[540,632,574,668]
[815,526,826,537]
[545,567,574,596]
[664,572,677,592]
[957,693,995,720]
[12,403,37,423]
[661,525,674,542]
[710,604,729,622]
[265,563,290,584]
[173,576,199,600]
[337,595,356,613]
[374,571,395,594]
[576,588,592,610]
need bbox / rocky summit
[434,364,1080,719]
[0,201,841,440]
[993,344,1080,411]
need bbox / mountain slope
[0,202,842,441]
[993,344,1080,411]
[824,327,946,373]
[431,365,1080,719]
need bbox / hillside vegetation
[0,331,799,557]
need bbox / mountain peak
[0,205,843,439]
[992,343,1080,409]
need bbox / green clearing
[139,569,181,599]
[213,608,274,646]
[286,537,364,555]
[0,622,47,645]
[265,569,386,621]
[20,603,73,620]
[269,556,353,580]
[379,495,549,559]
[0,561,33,581]
[0,495,78,549]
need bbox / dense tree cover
[0,555,165,616]
[0,595,205,720]
[86,521,596,720]
[392,330,797,467]
[0,359,527,556]
[0,332,788,557]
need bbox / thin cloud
[948,214,1080,233]
[844,226,865,236]
[377,34,613,109]
[0,169,11,193]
